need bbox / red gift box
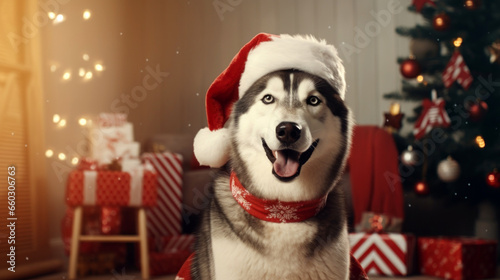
[349,233,415,276]
[149,251,192,276]
[138,235,195,276]
[418,237,497,280]
[66,170,157,207]
[142,152,183,237]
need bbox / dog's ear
[193,127,230,168]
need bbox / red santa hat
[194,33,346,168]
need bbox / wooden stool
[65,169,158,280]
[68,206,150,280]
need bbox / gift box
[142,152,184,237]
[418,237,497,280]
[152,235,195,253]
[140,235,195,276]
[66,169,157,207]
[148,251,192,276]
[349,233,415,276]
[357,211,403,233]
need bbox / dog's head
[194,34,352,201]
[229,70,352,201]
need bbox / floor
[31,268,500,280]
[29,271,493,280]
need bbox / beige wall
[41,0,418,256]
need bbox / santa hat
[194,33,346,168]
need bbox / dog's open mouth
[262,139,320,182]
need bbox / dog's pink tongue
[273,150,300,178]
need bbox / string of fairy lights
[45,8,103,167]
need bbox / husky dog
[189,34,353,280]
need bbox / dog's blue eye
[307,96,321,106]
[262,94,275,104]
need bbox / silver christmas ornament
[401,145,418,166]
[437,157,461,183]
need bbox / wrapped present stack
[139,151,195,276]
[348,212,416,277]
[62,113,158,276]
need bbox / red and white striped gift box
[142,152,183,237]
[349,233,415,276]
[156,235,195,253]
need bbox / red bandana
[230,172,328,223]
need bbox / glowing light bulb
[79,68,86,77]
[58,119,67,127]
[475,135,485,148]
[95,64,103,71]
[58,153,66,160]
[78,118,87,126]
[50,65,57,72]
[83,10,91,20]
[53,14,65,24]
[48,12,56,19]
[84,71,93,80]
[45,149,54,158]
[62,72,71,80]
[53,114,61,123]
[416,75,424,83]
[83,54,90,61]
[71,157,79,165]
[454,37,463,48]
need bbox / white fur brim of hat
[239,34,346,99]
[194,34,346,168]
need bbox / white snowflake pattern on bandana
[265,202,300,223]
[231,179,252,210]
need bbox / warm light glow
[58,153,66,161]
[78,118,87,126]
[95,64,104,71]
[488,174,495,181]
[71,157,79,165]
[63,71,71,80]
[416,75,424,83]
[454,37,463,48]
[79,68,86,77]
[83,10,92,20]
[83,54,90,61]
[53,14,65,24]
[84,71,93,80]
[465,0,474,8]
[45,149,54,158]
[48,12,56,19]
[389,102,401,115]
[50,65,57,72]
[58,119,67,127]
[52,114,61,123]
[475,135,485,148]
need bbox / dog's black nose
[276,122,301,145]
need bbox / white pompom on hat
[194,33,346,168]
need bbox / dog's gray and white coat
[192,70,353,280]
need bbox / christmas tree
[384,0,500,201]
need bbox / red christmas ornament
[412,0,436,12]
[464,0,481,10]
[486,170,500,188]
[413,94,451,139]
[415,181,430,195]
[443,50,473,90]
[468,101,488,122]
[433,13,451,31]
[400,59,421,78]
